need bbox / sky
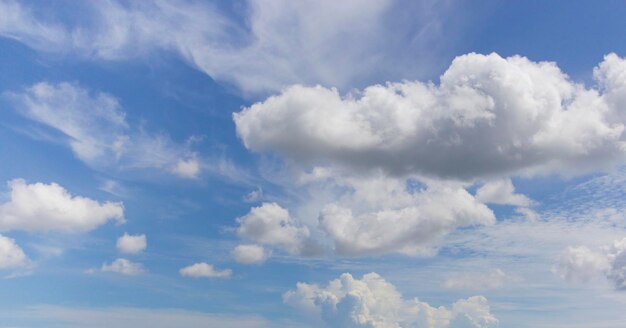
[1,1,626,327]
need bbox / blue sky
[1,1,626,327]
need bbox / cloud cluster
[0,234,28,269]
[235,53,626,180]
[233,173,496,258]
[6,82,201,178]
[116,233,147,254]
[228,52,626,259]
[318,182,495,256]
[555,238,626,289]
[179,262,231,279]
[0,179,124,232]
[284,272,498,328]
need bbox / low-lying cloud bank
[284,272,498,328]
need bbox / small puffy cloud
[235,53,626,180]
[443,269,516,291]
[236,203,310,254]
[475,179,531,207]
[101,258,144,276]
[0,234,28,269]
[116,233,147,254]
[6,81,202,178]
[0,179,124,232]
[179,262,231,279]
[283,272,498,328]
[171,158,200,179]
[232,244,267,264]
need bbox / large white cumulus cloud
[235,53,626,180]
[0,179,124,232]
[284,272,498,328]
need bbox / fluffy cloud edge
[0,179,124,233]
[179,262,232,279]
[283,272,498,328]
[116,233,147,254]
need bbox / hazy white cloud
[0,0,461,94]
[235,53,626,180]
[171,158,200,179]
[475,179,531,207]
[0,234,28,269]
[0,179,124,232]
[232,244,268,264]
[230,53,626,259]
[554,246,610,284]
[556,238,626,290]
[179,262,231,279]
[244,187,263,203]
[236,203,311,255]
[6,81,201,178]
[0,0,68,52]
[284,272,498,328]
[443,269,516,291]
[116,233,147,254]
[99,179,127,197]
[9,305,273,328]
[101,258,144,275]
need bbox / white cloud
[0,0,68,52]
[171,158,200,179]
[8,305,273,328]
[475,179,531,207]
[318,182,495,256]
[0,179,124,232]
[235,53,626,180]
[179,262,231,279]
[0,0,459,94]
[0,234,28,269]
[229,53,626,259]
[556,238,626,289]
[101,258,144,275]
[116,233,147,254]
[443,269,516,291]
[236,203,311,255]
[554,246,610,284]
[232,244,268,264]
[6,81,201,178]
[283,272,498,328]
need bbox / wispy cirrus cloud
[0,0,462,94]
